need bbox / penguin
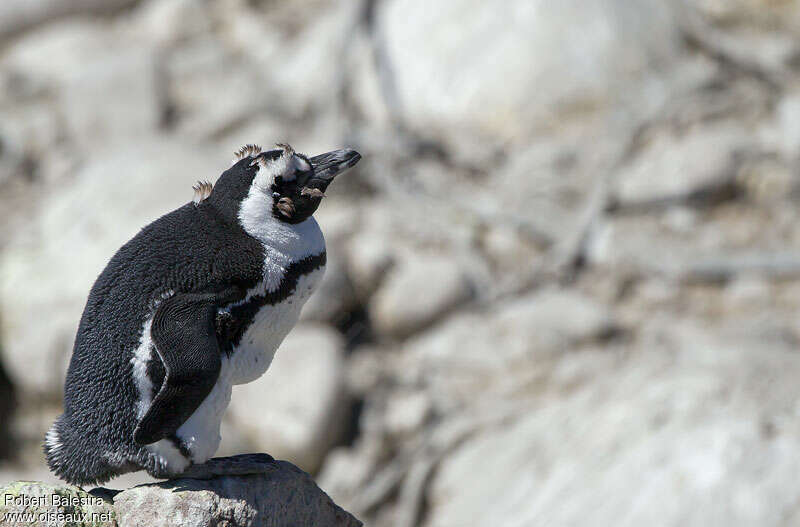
[44,143,361,485]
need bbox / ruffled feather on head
[192,180,213,204]
[275,143,294,156]
[232,144,262,165]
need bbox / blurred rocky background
[2,0,800,525]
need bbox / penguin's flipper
[134,292,227,445]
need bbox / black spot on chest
[216,252,326,352]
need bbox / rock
[383,390,432,438]
[0,0,139,41]
[2,21,161,148]
[226,325,348,473]
[423,319,800,527]
[346,230,395,301]
[614,124,748,205]
[0,139,222,396]
[407,288,613,407]
[1,462,362,527]
[259,1,361,117]
[586,200,796,276]
[378,0,681,144]
[370,254,472,339]
[763,91,800,160]
[165,38,268,139]
[132,0,213,47]
[412,287,612,367]
[0,481,115,526]
[688,0,800,34]
[317,436,392,519]
[113,462,361,527]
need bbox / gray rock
[0,139,222,396]
[226,325,348,473]
[0,480,116,526]
[764,91,800,160]
[378,0,681,144]
[2,21,161,149]
[0,463,362,527]
[346,229,395,301]
[112,462,361,527]
[614,124,748,205]
[424,319,800,527]
[165,38,268,139]
[412,287,612,365]
[258,1,361,117]
[0,0,138,41]
[370,254,472,339]
[383,390,432,438]
[132,0,213,46]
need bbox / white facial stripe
[252,150,295,189]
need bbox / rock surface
[379,0,681,143]
[370,254,473,339]
[1,462,361,527]
[424,320,800,527]
[0,480,116,526]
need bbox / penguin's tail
[44,415,73,482]
[44,414,109,486]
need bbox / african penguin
[44,143,361,485]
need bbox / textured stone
[112,462,361,527]
[615,124,748,204]
[0,463,361,527]
[379,0,680,143]
[2,21,161,148]
[346,230,395,301]
[0,0,138,41]
[424,320,800,527]
[370,254,472,339]
[0,480,116,526]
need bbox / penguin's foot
[174,453,277,480]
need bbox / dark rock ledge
[0,460,361,527]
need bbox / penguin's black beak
[305,148,361,192]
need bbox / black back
[48,157,268,483]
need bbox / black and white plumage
[44,144,361,485]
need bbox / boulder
[1,21,161,149]
[423,319,800,526]
[0,0,138,41]
[370,254,472,339]
[614,124,748,205]
[378,0,681,144]
[409,287,613,370]
[0,480,115,527]
[1,461,362,526]
[113,462,361,527]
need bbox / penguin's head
[199,143,361,228]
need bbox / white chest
[225,266,325,384]
[139,217,327,471]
